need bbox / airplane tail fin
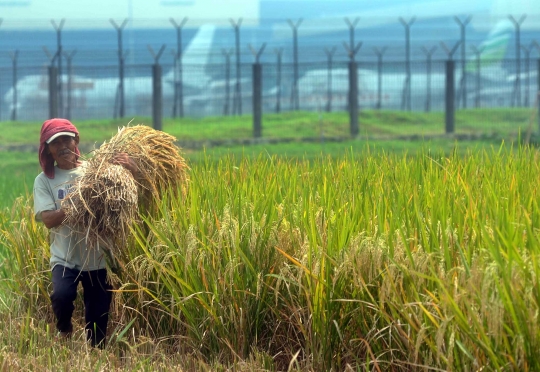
[465,19,513,72]
[182,24,216,65]
[164,24,216,84]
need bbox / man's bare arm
[41,209,66,229]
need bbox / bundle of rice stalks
[63,125,188,252]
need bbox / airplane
[3,25,217,120]
[4,2,538,119]
[280,19,520,112]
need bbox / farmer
[33,118,137,348]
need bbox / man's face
[47,135,80,170]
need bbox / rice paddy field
[0,110,539,371]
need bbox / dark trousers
[51,265,113,347]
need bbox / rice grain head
[63,124,189,255]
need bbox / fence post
[9,50,18,121]
[470,45,484,108]
[48,66,58,119]
[222,49,233,116]
[51,19,65,117]
[421,46,437,112]
[230,19,243,115]
[253,63,262,138]
[325,47,336,112]
[521,44,531,107]
[349,61,359,136]
[441,41,460,134]
[110,19,128,119]
[250,43,266,139]
[399,17,415,111]
[149,45,166,131]
[170,18,188,118]
[153,64,163,130]
[344,41,361,137]
[288,19,302,111]
[445,60,455,134]
[63,50,76,120]
[454,16,471,109]
[273,48,283,113]
[373,46,387,110]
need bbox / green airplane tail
[465,19,513,73]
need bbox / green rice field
[0,110,539,370]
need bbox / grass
[0,108,535,147]
[1,144,540,370]
[0,151,39,208]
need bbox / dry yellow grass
[63,125,189,252]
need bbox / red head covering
[39,118,80,179]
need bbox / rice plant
[1,144,539,371]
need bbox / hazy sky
[0,0,537,29]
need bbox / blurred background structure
[0,0,538,132]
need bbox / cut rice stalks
[63,125,189,252]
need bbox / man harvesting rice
[33,118,138,348]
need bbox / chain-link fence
[4,57,537,118]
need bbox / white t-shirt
[33,163,106,271]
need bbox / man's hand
[111,153,139,178]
